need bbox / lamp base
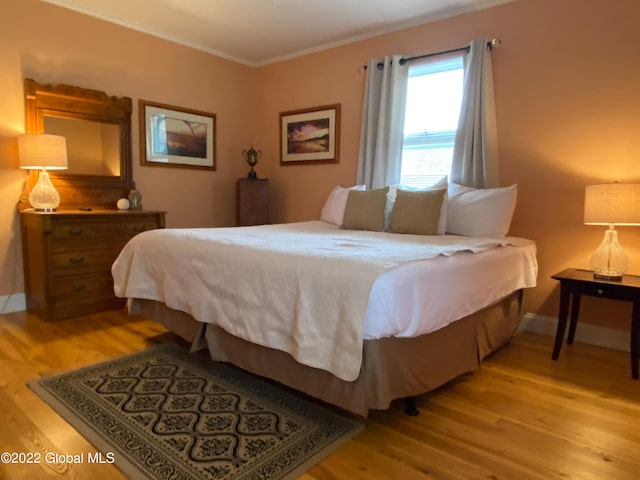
[29,169,61,211]
[590,227,628,281]
[593,272,623,282]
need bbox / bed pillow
[446,183,517,237]
[385,176,448,234]
[389,188,446,235]
[341,187,389,232]
[320,184,366,226]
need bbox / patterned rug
[29,343,362,480]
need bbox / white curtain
[356,55,409,189]
[451,37,499,188]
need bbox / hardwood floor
[1,309,638,479]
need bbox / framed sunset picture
[140,100,216,170]
[280,104,340,165]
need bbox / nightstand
[551,268,640,379]
[236,178,269,226]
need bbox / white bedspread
[112,221,536,381]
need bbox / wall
[0,0,257,309]
[254,0,640,329]
[2,0,640,332]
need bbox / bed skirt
[130,289,523,417]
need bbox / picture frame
[280,104,340,165]
[139,100,216,170]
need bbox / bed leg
[404,396,419,416]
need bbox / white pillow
[320,184,366,226]
[446,183,517,237]
[386,176,448,234]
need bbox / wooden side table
[551,268,640,379]
[236,178,269,226]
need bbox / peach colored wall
[255,0,640,329]
[0,0,256,301]
[2,0,640,332]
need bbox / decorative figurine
[242,145,262,179]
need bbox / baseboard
[0,293,26,314]
[519,313,630,353]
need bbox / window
[400,56,464,188]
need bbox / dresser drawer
[53,272,116,301]
[51,217,159,240]
[52,295,126,321]
[51,243,124,274]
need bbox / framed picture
[280,104,340,165]
[139,100,216,170]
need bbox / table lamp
[584,183,640,280]
[18,134,68,211]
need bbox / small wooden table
[236,178,269,226]
[551,268,640,379]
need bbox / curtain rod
[364,38,501,70]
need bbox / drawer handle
[597,288,604,295]
[68,228,84,235]
[133,226,146,233]
[71,283,86,292]
[69,256,85,264]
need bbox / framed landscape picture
[280,104,340,165]
[140,100,216,170]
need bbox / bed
[112,219,537,416]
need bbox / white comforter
[112,221,535,381]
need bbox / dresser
[20,210,165,321]
[236,178,269,226]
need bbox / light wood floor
[0,309,638,480]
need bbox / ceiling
[43,0,516,66]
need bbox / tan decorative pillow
[341,187,389,232]
[389,188,446,235]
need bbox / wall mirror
[22,78,134,209]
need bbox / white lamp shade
[18,134,68,170]
[584,183,640,226]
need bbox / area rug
[29,343,362,480]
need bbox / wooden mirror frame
[21,78,134,210]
